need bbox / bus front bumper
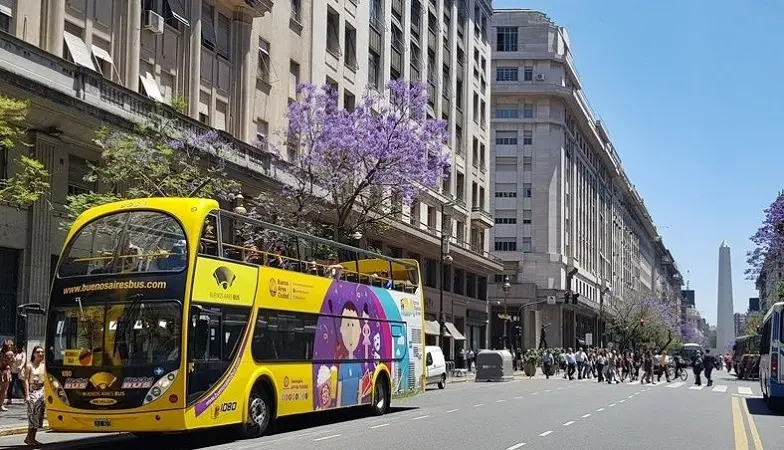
[47,408,187,433]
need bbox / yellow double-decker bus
[45,198,425,437]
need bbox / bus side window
[199,214,219,257]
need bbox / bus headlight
[143,370,178,405]
[48,375,70,406]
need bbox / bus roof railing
[218,209,418,270]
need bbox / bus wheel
[370,376,389,416]
[243,389,271,438]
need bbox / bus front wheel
[243,389,272,438]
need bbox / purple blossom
[747,192,784,280]
[286,80,451,208]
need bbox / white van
[425,345,447,389]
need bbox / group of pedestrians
[538,346,711,386]
[0,339,47,446]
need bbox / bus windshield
[47,300,182,368]
[57,211,188,278]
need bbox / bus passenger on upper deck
[307,260,321,276]
[268,247,289,269]
[325,255,343,279]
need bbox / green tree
[744,313,762,335]
[0,95,49,207]
[64,114,241,227]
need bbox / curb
[0,421,49,437]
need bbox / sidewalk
[0,403,45,437]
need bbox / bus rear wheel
[243,389,271,438]
[370,376,389,416]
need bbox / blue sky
[493,0,784,324]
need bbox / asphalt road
[0,370,776,450]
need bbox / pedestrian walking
[23,346,46,447]
[0,339,13,411]
[7,342,25,405]
[657,350,671,383]
[542,350,553,379]
[596,350,606,383]
[565,348,576,380]
[703,349,715,387]
[692,352,704,386]
[575,347,585,379]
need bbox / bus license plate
[94,419,112,427]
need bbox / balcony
[0,31,275,178]
[471,207,493,228]
[226,0,274,17]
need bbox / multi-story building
[0,0,501,358]
[734,312,746,337]
[487,9,682,350]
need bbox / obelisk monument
[716,241,735,353]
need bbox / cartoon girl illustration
[362,304,372,359]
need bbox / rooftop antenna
[686,270,690,290]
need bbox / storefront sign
[466,309,487,322]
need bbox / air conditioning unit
[144,10,164,35]
[536,73,546,81]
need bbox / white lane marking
[627,381,640,385]
[473,403,484,407]
[563,421,575,426]
[689,385,704,390]
[713,385,728,393]
[581,413,591,418]
[609,403,616,407]
[496,399,506,403]
[506,443,526,450]
[556,387,562,390]
[596,408,605,412]
[313,434,341,442]
[514,396,524,399]
[446,408,459,413]
[539,431,553,437]
[369,423,389,429]
[667,382,685,388]
[532,392,538,395]
[545,389,551,392]
[738,386,753,395]
[411,415,430,420]
[628,395,634,398]
[635,391,641,394]
[619,400,626,403]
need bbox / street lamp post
[502,276,511,350]
[438,200,455,353]
[599,287,610,348]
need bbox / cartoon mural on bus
[311,280,422,410]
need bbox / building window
[290,0,301,22]
[496,27,518,52]
[201,4,217,50]
[344,23,357,69]
[522,156,532,171]
[523,129,533,145]
[496,67,517,82]
[522,209,532,224]
[523,183,532,198]
[472,93,479,122]
[368,50,381,88]
[495,217,516,224]
[495,131,517,145]
[67,155,96,195]
[523,103,534,119]
[289,60,300,100]
[524,67,533,81]
[521,237,532,253]
[326,7,341,57]
[257,39,271,83]
[494,240,517,251]
[256,120,269,148]
[480,100,486,127]
[455,78,463,110]
[344,90,355,111]
[494,192,517,198]
[216,13,230,59]
[495,106,518,119]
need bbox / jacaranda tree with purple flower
[606,294,683,351]
[746,192,784,283]
[280,80,450,241]
[63,115,240,227]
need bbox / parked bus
[759,302,784,409]
[45,198,425,436]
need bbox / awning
[166,0,189,26]
[445,322,466,340]
[64,31,96,71]
[0,0,13,17]
[424,320,440,336]
[91,44,113,65]
[140,73,164,102]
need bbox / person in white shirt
[565,348,577,380]
[575,347,585,379]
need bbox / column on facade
[44,0,66,56]
[187,0,202,119]
[21,133,58,343]
[125,0,142,91]
[230,9,254,142]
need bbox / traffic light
[571,292,580,305]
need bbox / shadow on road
[744,397,780,417]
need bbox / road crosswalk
[623,380,760,396]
